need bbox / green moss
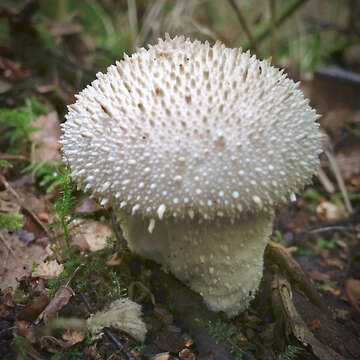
[48,248,126,303]
[197,319,244,360]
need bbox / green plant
[197,319,244,360]
[0,213,24,231]
[0,97,49,153]
[28,163,67,193]
[42,165,77,249]
[0,160,13,168]
[278,344,304,360]
[48,248,127,302]
[317,235,337,250]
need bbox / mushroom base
[118,211,274,317]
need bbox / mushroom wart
[61,35,322,317]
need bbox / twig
[0,174,52,239]
[293,209,360,242]
[266,241,329,312]
[243,0,310,50]
[227,0,259,54]
[324,149,353,214]
[269,0,277,63]
[0,153,27,161]
[127,0,138,51]
[79,293,137,360]
[317,167,335,194]
[315,66,360,86]
[0,229,16,257]
[65,264,84,287]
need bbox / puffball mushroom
[61,35,322,317]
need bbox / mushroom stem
[118,211,275,317]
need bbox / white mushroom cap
[61,34,322,220]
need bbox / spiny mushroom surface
[61,35,322,316]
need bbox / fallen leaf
[30,111,61,164]
[17,293,50,321]
[32,260,64,279]
[37,286,74,325]
[106,252,123,266]
[0,287,15,319]
[308,270,331,283]
[0,56,27,81]
[155,330,185,353]
[71,219,113,252]
[335,141,360,183]
[326,257,345,270]
[308,319,321,331]
[75,198,102,213]
[83,344,103,360]
[0,78,12,93]
[0,233,47,290]
[39,335,66,353]
[179,348,196,360]
[0,189,21,216]
[151,353,170,360]
[16,320,37,343]
[62,329,85,347]
[345,278,360,312]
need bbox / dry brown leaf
[32,260,64,279]
[62,329,86,347]
[151,353,170,360]
[0,287,15,319]
[179,348,196,360]
[345,278,360,312]
[16,320,37,343]
[335,142,360,182]
[83,344,103,360]
[30,111,61,164]
[316,201,341,222]
[0,233,47,289]
[37,286,74,325]
[71,219,113,252]
[325,257,345,270]
[0,189,21,215]
[106,252,123,266]
[17,293,49,321]
[39,335,66,353]
[0,56,28,81]
[309,270,331,283]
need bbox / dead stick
[227,0,259,54]
[269,0,277,62]
[243,0,310,50]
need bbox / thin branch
[269,0,277,63]
[127,0,138,51]
[0,229,16,257]
[0,153,27,161]
[317,167,336,194]
[325,149,353,214]
[243,0,310,50]
[227,0,259,54]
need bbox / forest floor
[0,1,360,360]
